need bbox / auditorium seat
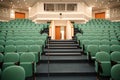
[111,64,120,80]
[95,51,111,77]
[111,51,120,65]
[1,66,25,80]
[2,53,19,70]
[20,53,36,77]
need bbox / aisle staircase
[35,38,97,80]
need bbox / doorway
[55,26,66,40]
[95,12,105,19]
[15,12,25,19]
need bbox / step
[48,41,76,44]
[47,46,78,49]
[45,53,82,56]
[49,40,76,42]
[40,55,88,63]
[44,49,82,53]
[46,44,79,47]
[36,63,96,75]
[35,76,96,80]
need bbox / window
[44,4,54,11]
[44,3,77,12]
[67,4,77,11]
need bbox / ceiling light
[117,0,119,2]
[1,0,3,1]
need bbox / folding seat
[2,53,19,70]
[91,40,100,45]
[110,40,120,45]
[111,45,120,52]
[20,53,35,77]
[110,36,117,40]
[34,40,45,47]
[16,45,28,52]
[0,40,5,46]
[0,45,4,53]
[24,40,34,45]
[14,40,25,45]
[4,45,16,53]
[5,40,14,45]
[1,66,25,80]
[28,45,43,62]
[87,45,99,61]
[0,36,5,41]
[111,64,120,80]
[100,40,110,45]
[111,51,120,65]
[95,51,111,77]
[0,53,4,68]
[82,40,91,54]
[99,45,110,53]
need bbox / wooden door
[15,12,25,19]
[55,26,61,40]
[64,26,66,40]
[95,12,105,19]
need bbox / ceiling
[0,0,120,11]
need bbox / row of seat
[86,45,120,61]
[95,51,120,80]
[0,53,36,78]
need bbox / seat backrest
[4,45,16,52]
[96,51,110,61]
[1,66,25,80]
[110,40,120,45]
[100,40,110,45]
[28,45,41,52]
[87,45,99,55]
[14,40,25,45]
[0,53,4,63]
[0,45,4,53]
[111,64,120,80]
[99,45,110,53]
[20,53,35,62]
[111,51,120,62]
[4,53,19,62]
[16,45,28,52]
[111,45,120,52]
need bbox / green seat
[100,40,110,45]
[20,53,36,77]
[111,51,120,65]
[1,66,25,80]
[87,45,99,61]
[14,40,25,45]
[0,40,5,46]
[95,51,111,77]
[0,45,4,53]
[110,40,120,45]
[16,45,28,52]
[99,45,110,53]
[5,40,14,45]
[24,40,34,45]
[2,53,19,70]
[0,53,4,68]
[111,64,120,80]
[4,45,16,53]
[111,45,120,52]
[28,45,42,62]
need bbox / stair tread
[41,55,87,60]
[36,63,95,73]
[36,76,96,80]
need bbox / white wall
[29,1,92,23]
[92,9,110,19]
[110,6,120,21]
[0,7,10,21]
